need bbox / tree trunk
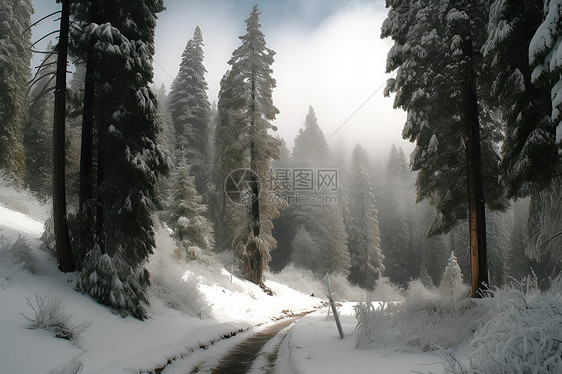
[53,0,74,272]
[248,68,262,285]
[462,25,488,298]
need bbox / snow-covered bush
[267,265,373,301]
[355,280,486,351]
[0,170,50,221]
[148,227,212,318]
[266,265,322,296]
[41,215,56,254]
[443,275,562,373]
[0,234,38,274]
[22,293,90,343]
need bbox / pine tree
[529,0,562,143]
[439,251,465,299]
[168,27,212,197]
[382,0,507,296]
[73,0,169,319]
[289,107,350,276]
[485,0,558,198]
[270,138,295,271]
[24,46,56,195]
[0,0,33,180]
[379,145,417,288]
[346,144,384,290]
[215,6,282,285]
[291,226,321,274]
[166,155,214,261]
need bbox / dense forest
[0,0,561,319]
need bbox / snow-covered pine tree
[439,251,465,300]
[289,106,350,276]
[0,0,33,181]
[166,155,214,261]
[484,0,559,198]
[73,0,170,319]
[346,144,384,290]
[24,45,56,196]
[529,0,562,144]
[382,0,507,296]
[215,6,282,285]
[379,145,417,288]
[168,27,212,198]
[291,226,321,274]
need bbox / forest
[0,0,561,322]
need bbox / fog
[30,0,412,162]
[152,0,411,161]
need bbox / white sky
[31,0,412,162]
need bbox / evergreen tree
[292,106,331,165]
[289,107,350,276]
[529,0,562,143]
[24,47,56,195]
[485,0,559,198]
[346,144,384,290]
[0,0,33,180]
[379,145,417,288]
[215,6,281,285]
[166,155,214,261]
[382,0,507,296]
[168,27,212,197]
[439,251,465,299]
[270,138,295,272]
[73,0,169,319]
[291,226,321,274]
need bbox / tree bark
[248,68,262,285]
[53,0,74,272]
[462,24,488,298]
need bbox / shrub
[0,234,39,282]
[21,293,90,343]
[148,228,212,318]
[355,279,486,351]
[442,275,562,373]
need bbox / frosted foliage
[147,235,211,318]
[439,251,466,300]
[355,280,485,351]
[0,234,38,275]
[22,293,90,343]
[443,276,562,374]
[529,0,562,142]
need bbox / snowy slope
[0,204,322,374]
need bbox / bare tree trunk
[53,0,74,272]
[462,25,488,298]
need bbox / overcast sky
[31,0,411,162]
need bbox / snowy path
[159,313,309,374]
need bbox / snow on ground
[0,201,443,374]
[276,303,442,374]
[0,204,322,374]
